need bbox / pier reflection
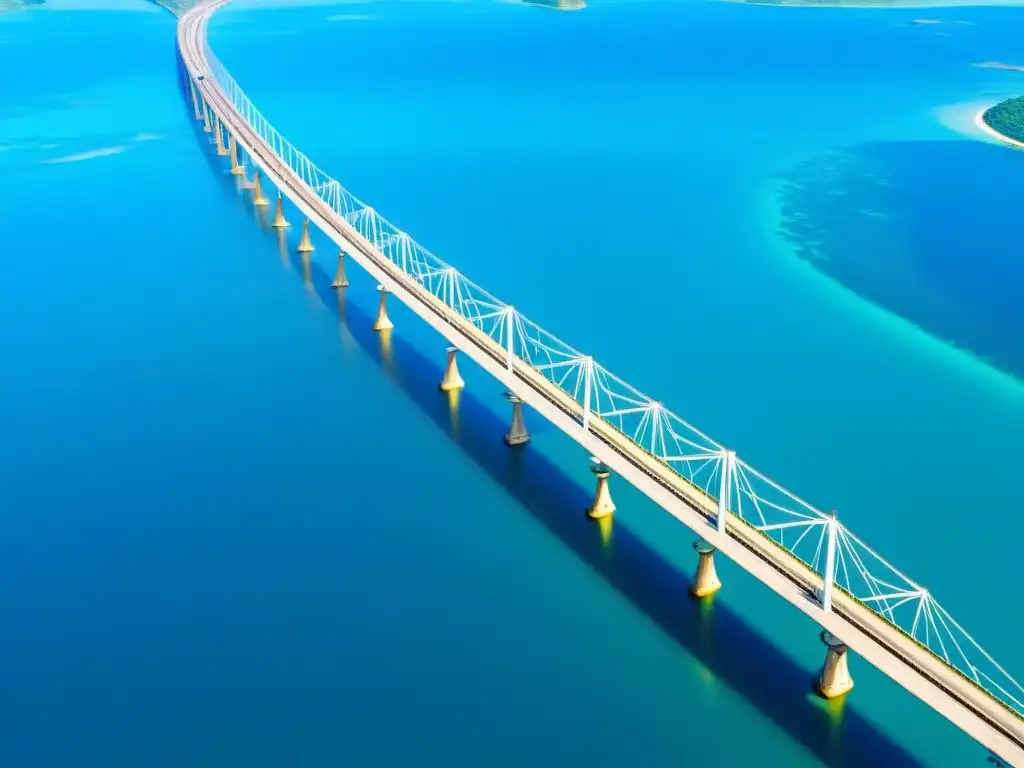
[301,252,314,292]
[377,327,394,374]
[335,288,356,353]
[596,514,613,552]
[275,228,291,269]
[446,387,462,441]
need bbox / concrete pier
[272,193,290,229]
[439,347,465,391]
[504,392,530,446]
[297,218,315,252]
[373,285,394,331]
[690,540,722,597]
[191,87,203,121]
[228,135,244,176]
[251,171,269,206]
[818,631,854,699]
[586,458,616,519]
[214,119,228,156]
[202,105,211,133]
[331,253,349,289]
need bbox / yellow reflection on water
[254,202,270,231]
[446,387,461,439]
[818,693,846,728]
[808,691,847,764]
[596,514,613,551]
[335,289,356,352]
[378,328,393,373]
[696,592,715,620]
[693,590,716,663]
[301,252,313,292]
[276,228,291,268]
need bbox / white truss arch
[190,19,1024,725]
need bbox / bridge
[169,0,1024,763]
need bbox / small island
[524,0,586,8]
[980,96,1024,147]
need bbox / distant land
[0,0,44,11]
[975,61,1024,73]
[981,96,1024,144]
[728,0,1024,6]
[524,0,586,8]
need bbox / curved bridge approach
[173,1,1024,762]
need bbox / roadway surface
[178,3,1024,763]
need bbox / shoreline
[975,105,1024,149]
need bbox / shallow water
[1,0,1022,766]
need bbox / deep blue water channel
[1,1,1023,766]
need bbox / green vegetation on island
[983,96,1024,143]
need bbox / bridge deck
[178,4,1024,763]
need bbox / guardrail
[182,0,1024,724]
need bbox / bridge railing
[199,36,1024,720]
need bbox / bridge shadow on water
[177,71,924,767]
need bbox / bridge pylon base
[214,120,228,156]
[251,171,269,207]
[229,136,245,176]
[331,253,349,289]
[504,392,530,446]
[297,219,315,252]
[817,631,854,699]
[272,194,290,229]
[373,285,394,332]
[690,540,722,597]
[440,347,465,391]
[586,459,616,519]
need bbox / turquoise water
[2,0,1023,766]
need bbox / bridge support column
[251,171,269,207]
[503,392,530,446]
[191,85,203,121]
[272,193,290,229]
[202,104,211,134]
[228,135,244,176]
[586,459,616,519]
[690,540,722,597]
[439,347,465,391]
[331,253,349,289]
[214,119,228,156]
[297,218,315,252]
[817,631,854,699]
[373,285,394,332]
